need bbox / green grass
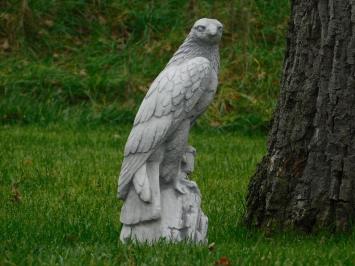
[1,2,354,264]
[0,0,289,131]
[1,124,354,265]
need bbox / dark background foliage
[0,0,289,132]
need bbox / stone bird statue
[118,18,223,228]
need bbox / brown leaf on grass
[64,234,78,243]
[98,15,106,25]
[137,85,148,93]
[210,120,221,127]
[74,38,82,46]
[38,29,49,36]
[44,19,54,27]
[79,69,87,76]
[215,256,231,266]
[11,184,22,203]
[23,159,33,166]
[257,71,266,80]
[2,39,10,51]
[50,79,60,86]
[272,80,279,86]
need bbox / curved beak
[207,28,217,37]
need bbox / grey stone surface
[117,18,222,243]
[120,146,208,243]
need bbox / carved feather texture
[118,57,212,199]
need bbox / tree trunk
[245,0,355,232]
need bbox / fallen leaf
[44,19,54,27]
[215,256,231,266]
[2,39,10,51]
[210,120,221,127]
[23,159,33,166]
[38,29,48,36]
[257,71,266,80]
[11,184,22,203]
[79,69,87,76]
[64,234,78,243]
[113,134,121,139]
[208,242,216,252]
[138,85,147,93]
[74,39,82,46]
[98,15,106,25]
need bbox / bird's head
[190,18,223,45]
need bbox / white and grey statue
[117,18,223,243]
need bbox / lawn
[0,124,354,265]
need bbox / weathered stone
[120,181,208,243]
[117,18,222,243]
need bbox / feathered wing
[118,56,212,199]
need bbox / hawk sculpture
[118,18,223,243]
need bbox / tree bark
[245,0,355,232]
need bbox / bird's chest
[194,70,218,113]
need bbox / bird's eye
[217,26,223,31]
[196,25,206,32]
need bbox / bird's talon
[174,182,187,194]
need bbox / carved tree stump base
[120,182,208,244]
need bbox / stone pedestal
[120,182,208,243]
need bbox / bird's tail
[120,160,161,225]
[118,152,152,200]
[132,163,151,202]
